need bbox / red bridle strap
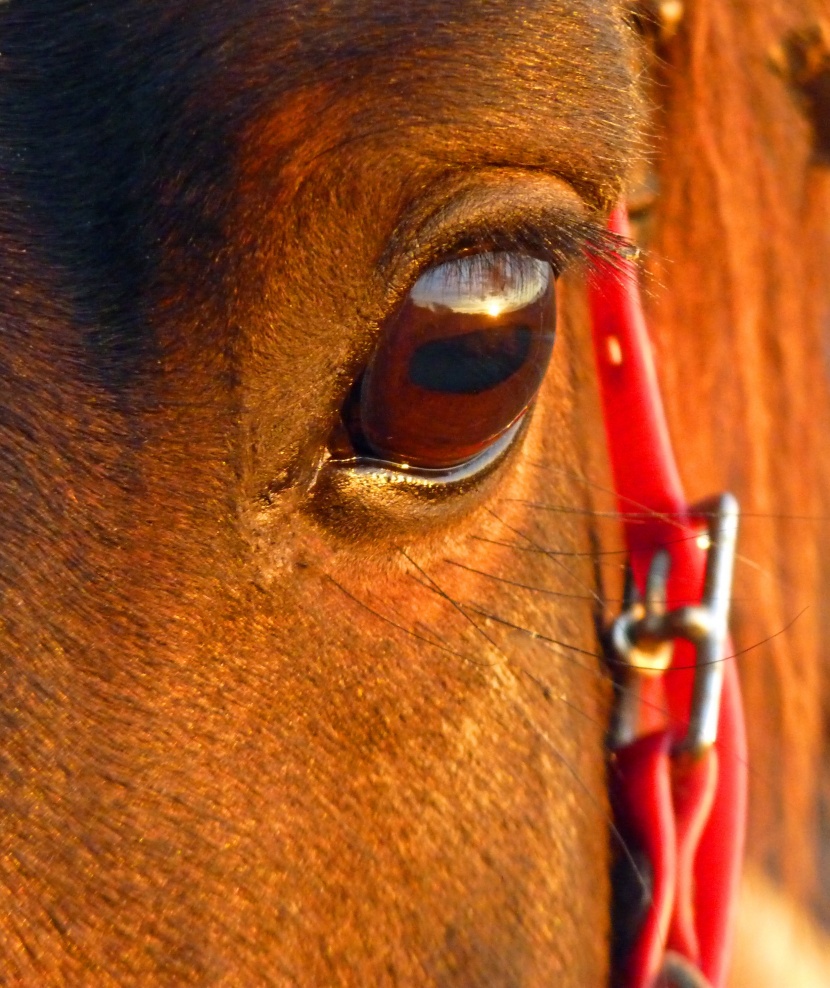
[589,207,747,988]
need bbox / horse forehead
[36,0,627,113]
[212,0,637,224]
[0,1,636,362]
[225,0,630,112]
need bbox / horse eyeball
[348,252,556,470]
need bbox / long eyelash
[450,217,638,279]
[553,221,639,275]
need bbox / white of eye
[409,253,552,317]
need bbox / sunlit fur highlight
[0,1,826,985]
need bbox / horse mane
[640,0,830,922]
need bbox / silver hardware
[655,950,714,988]
[608,493,740,756]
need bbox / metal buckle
[655,950,715,988]
[607,493,740,756]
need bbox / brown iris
[347,252,556,470]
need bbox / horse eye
[344,252,556,471]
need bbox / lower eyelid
[308,413,532,542]
[337,416,526,486]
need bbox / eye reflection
[408,326,533,394]
[344,252,557,471]
[409,254,552,316]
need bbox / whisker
[333,565,646,741]
[402,552,656,909]
[404,553,641,734]
[405,558,607,715]
[484,507,606,606]
[401,550,513,662]
[408,567,674,734]
[346,524,767,892]
[501,499,690,522]
[503,498,830,524]
[324,574,494,670]
[445,558,754,607]
[465,603,603,662]
[509,698,652,908]
[471,532,704,558]
[466,601,761,778]
[521,460,692,533]
[501,499,617,517]
[656,606,809,673]
[466,600,632,699]
[444,558,600,601]
[509,464,810,605]
[339,541,755,913]
[732,549,802,588]
[470,533,600,558]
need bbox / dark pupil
[408,327,532,394]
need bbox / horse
[0,0,828,984]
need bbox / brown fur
[0,1,824,985]
[0,2,638,985]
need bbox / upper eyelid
[378,169,633,300]
[427,216,636,275]
[438,224,607,273]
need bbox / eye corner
[311,412,532,542]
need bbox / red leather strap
[589,207,747,988]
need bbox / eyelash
[419,216,636,288]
